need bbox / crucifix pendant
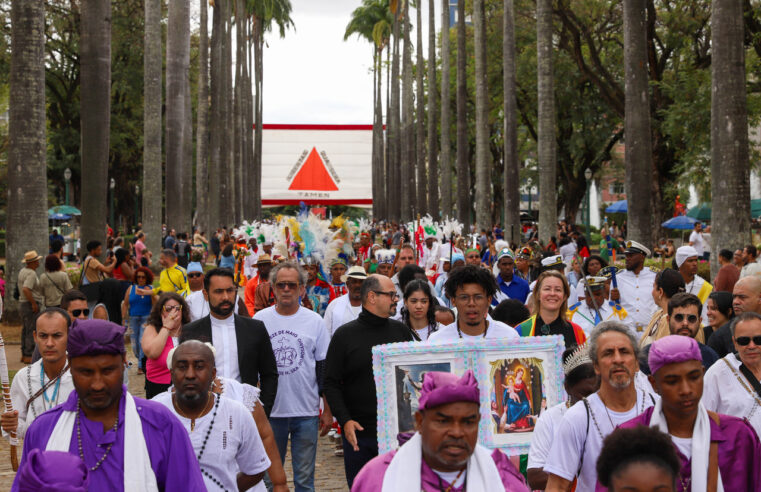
[190,419,195,432]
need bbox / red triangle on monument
[289,147,339,191]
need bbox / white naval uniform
[702,353,761,438]
[613,267,657,337]
[570,302,614,337]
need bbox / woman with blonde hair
[517,270,586,347]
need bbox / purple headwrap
[16,449,89,492]
[648,335,702,375]
[67,319,126,358]
[418,370,480,410]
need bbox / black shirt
[535,315,578,349]
[324,308,414,437]
[707,320,735,358]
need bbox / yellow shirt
[158,264,188,297]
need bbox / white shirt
[527,401,568,471]
[559,242,577,266]
[254,306,330,417]
[243,248,260,279]
[324,294,361,337]
[211,314,240,381]
[5,359,74,439]
[427,319,519,343]
[570,301,615,338]
[671,435,692,460]
[544,390,657,492]
[684,275,710,325]
[689,231,704,256]
[703,353,761,437]
[741,262,761,278]
[613,267,657,336]
[186,290,241,322]
[153,393,270,492]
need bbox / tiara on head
[563,343,592,375]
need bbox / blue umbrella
[661,215,697,230]
[605,200,628,213]
[48,213,72,221]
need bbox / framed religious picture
[372,341,471,453]
[475,335,566,455]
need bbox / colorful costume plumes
[329,215,357,264]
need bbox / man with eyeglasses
[428,265,519,343]
[708,275,761,358]
[254,261,331,492]
[182,268,278,416]
[703,312,761,438]
[324,274,414,488]
[639,293,718,375]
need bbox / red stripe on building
[261,124,380,131]
[261,199,373,206]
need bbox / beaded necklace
[27,362,67,418]
[436,467,466,492]
[721,357,761,421]
[76,398,119,472]
[457,320,489,339]
[588,389,646,440]
[193,393,228,491]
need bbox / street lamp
[64,168,72,206]
[584,168,593,243]
[135,184,140,227]
[109,178,116,227]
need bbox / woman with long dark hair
[401,280,440,341]
[704,291,734,342]
[141,292,190,398]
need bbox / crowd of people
[3,213,761,491]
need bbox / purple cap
[418,370,480,410]
[16,449,89,492]
[67,319,126,358]
[648,335,702,375]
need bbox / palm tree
[536,0,556,243]
[401,0,415,221]
[415,0,427,214]
[222,0,233,226]
[80,0,111,254]
[502,0,520,245]
[711,0,751,275]
[166,0,190,233]
[473,0,489,230]
[440,0,452,218]
[143,0,162,256]
[427,0,439,218]
[456,0,469,229]
[622,0,653,245]
[209,0,224,228]
[197,0,210,235]
[234,0,245,223]
[6,0,47,319]
[389,3,402,220]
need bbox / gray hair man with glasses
[324,274,415,488]
[428,265,520,343]
[703,311,761,437]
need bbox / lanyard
[40,363,62,408]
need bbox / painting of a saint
[489,358,544,434]
[394,362,451,433]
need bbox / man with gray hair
[253,261,331,492]
[544,321,658,492]
[708,275,761,357]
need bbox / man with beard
[544,321,657,492]
[324,266,367,336]
[186,262,249,321]
[639,293,718,375]
[324,274,414,487]
[609,240,657,337]
[351,371,529,491]
[182,268,279,416]
[11,319,204,491]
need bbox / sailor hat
[624,240,651,257]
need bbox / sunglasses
[71,308,90,317]
[163,305,182,313]
[188,273,203,278]
[275,281,298,290]
[673,314,698,324]
[735,336,761,346]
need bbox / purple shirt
[12,386,205,492]
[351,446,530,492]
[599,406,761,491]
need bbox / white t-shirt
[153,393,270,491]
[211,314,240,381]
[689,231,704,256]
[427,319,519,343]
[671,435,692,460]
[544,390,657,492]
[254,306,330,417]
[323,294,361,337]
[527,401,568,470]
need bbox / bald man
[708,275,761,357]
[324,274,415,488]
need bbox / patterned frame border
[373,336,566,455]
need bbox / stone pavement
[0,334,350,491]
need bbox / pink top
[135,239,146,264]
[145,334,174,384]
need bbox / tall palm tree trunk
[389,10,402,220]
[623,0,653,244]
[373,48,385,219]
[711,0,751,276]
[183,66,193,233]
[536,0,556,243]
[253,18,264,219]
[197,0,210,235]
[6,0,47,319]
[502,0,520,245]
[401,2,414,221]
[245,17,256,219]
[416,2,427,214]
[427,0,439,218]
[474,0,490,231]
[234,0,245,224]
[143,0,162,257]
[221,0,232,226]
[209,0,223,230]
[80,0,111,256]
[440,0,452,218]
[456,0,470,229]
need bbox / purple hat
[67,319,126,358]
[648,335,702,375]
[418,370,480,411]
[16,449,89,492]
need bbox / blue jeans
[268,416,318,492]
[129,315,149,369]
